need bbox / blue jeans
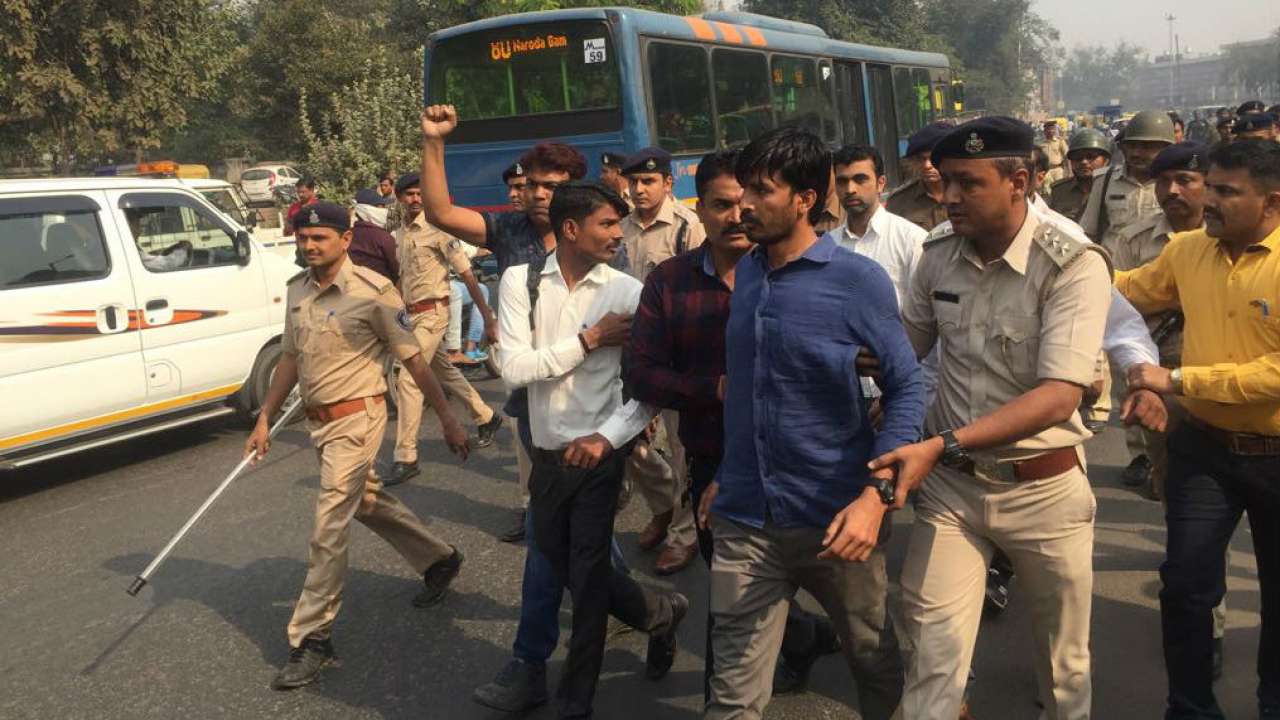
[511,418,629,667]
[1162,421,1280,719]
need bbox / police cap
[1237,100,1266,115]
[394,172,420,196]
[1149,142,1209,177]
[622,147,673,176]
[905,121,954,158]
[354,188,391,206]
[1233,112,1275,134]
[600,152,628,168]
[930,116,1034,167]
[501,162,525,183]
[293,201,350,232]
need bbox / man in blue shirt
[702,126,926,720]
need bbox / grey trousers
[706,515,902,720]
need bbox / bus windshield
[428,21,621,143]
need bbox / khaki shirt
[397,212,470,305]
[1048,177,1091,223]
[620,196,706,281]
[1040,136,1069,171]
[1112,211,1200,363]
[1079,164,1159,255]
[282,258,422,406]
[886,179,949,232]
[903,207,1111,462]
[812,190,846,236]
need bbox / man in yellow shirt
[1118,139,1280,720]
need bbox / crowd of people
[240,96,1280,720]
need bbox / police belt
[406,297,449,314]
[954,446,1080,482]
[1187,416,1280,456]
[305,394,384,424]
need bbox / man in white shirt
[497,181,689,719]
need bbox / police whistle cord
[126,394,303,597]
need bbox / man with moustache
[1118,139,1280,720]
[705,126,925,720]
[1050,129,1112,223]
[888,122,954,232]
[503,162,527,211]
[1080,110,1176,254]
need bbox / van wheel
[236,343,283,425]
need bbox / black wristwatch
[937,429,969,468]
[872,477,896,506]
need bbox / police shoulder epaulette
[1050,176,1075,191]
[350,264,394,293]
[922,222,958,248]
[287,269,309,285]
[1034,223,1109,275]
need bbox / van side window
[1,208,110,289]
[123,200,238,273]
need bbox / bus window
[818,60,839,142]
[866,64,901,187]
[893,66,929,138]
[913,68,936,123]
[771,55,836,141]
[712,48,772,148]
[834,62,869,147]
[648,42,714,153]
[427,21,621,143]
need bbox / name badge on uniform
[933,290,960,304]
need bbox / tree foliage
[0,0,236,170]
[1060,42,1148,112]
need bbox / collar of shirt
[624,196,676,232]
[542,251,612,287]
[958,204,1038,276]
[840,205,887,245]
[699,243,718,278]
[750,232,836,272]
[307,256,355,294]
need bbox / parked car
[239,164,302,206]
[0,177,300,470]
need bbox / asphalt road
[0,378,1263,720]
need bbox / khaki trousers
[900,462,1095,720]
[394,307,493,463]
[706,515,903,720]
[287,398,453,647]
[626,409,695,548]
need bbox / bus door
[834,61,870,147]
[865,64,901,188]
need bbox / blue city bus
[425,8,960,209]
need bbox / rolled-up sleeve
[902,249,940,359]
[1103,288,1159,371]
[370,289,423,362]
[1038,249,1111,386]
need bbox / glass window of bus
[866,64,901,188]
[893,66,923,137]
[427,22,621,143]
[930,68,951,118]
[834,62,870,146]
[712,48,772,148]
[913,68,936,123]
[771,55,836,141]
[647,42,714,153]
[818,60,839,142]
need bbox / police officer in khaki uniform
[390,173,503,486]
[1039,120,1071,186]
[1079,110,1175,255]
[599,152,634,210]
[1049,128,1112,222]
[245,202,472,690]
[868,118,1166,720]
[619,147,706,575]
[886,122,953,232]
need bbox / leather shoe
[414,546,463,607]
[472,659,548,712]
[271,636,336,690]
[384,461,419,487]
[1122,454,1153,488]
[476,412,503,448]
[499,509,526,543]
[645,592,689,680]
[654,543,697,575]
[637,511,672,551]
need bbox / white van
[0,177,300,470]
[182,178,299,262]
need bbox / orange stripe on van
[742,26,767,46]
[711,21,742,44]
[0,383,245,451]
[684,17,717,40]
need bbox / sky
[1032,0,1280,57]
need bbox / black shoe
[1213,637,1224,681]
[984,567,1010,613]
[645,592,689,680]
[271,637,335,690]
[1122,455,1153,488]
[414,547,463,607]
[772,653,813,696]
[813,615,843,656]
[385,461,419,487]
[476,413,503,449]
[499,509,526,543]
[471,659,548,712]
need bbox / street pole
[1165,13,1176,108]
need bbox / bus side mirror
[235,230,252,266]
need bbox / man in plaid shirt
[626,149,842,701]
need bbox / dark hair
[1029,146,1050,175]
[548,181,630,240]
[520,142,587,180]
[296,176,316,189]
[832,144,884,178]
[1209,139,1280,190]
[1168,112,1184,130]
[694,149,739,200]
[1237,100,1265,115]
[379,172,393,183]
[734,126,831,226]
